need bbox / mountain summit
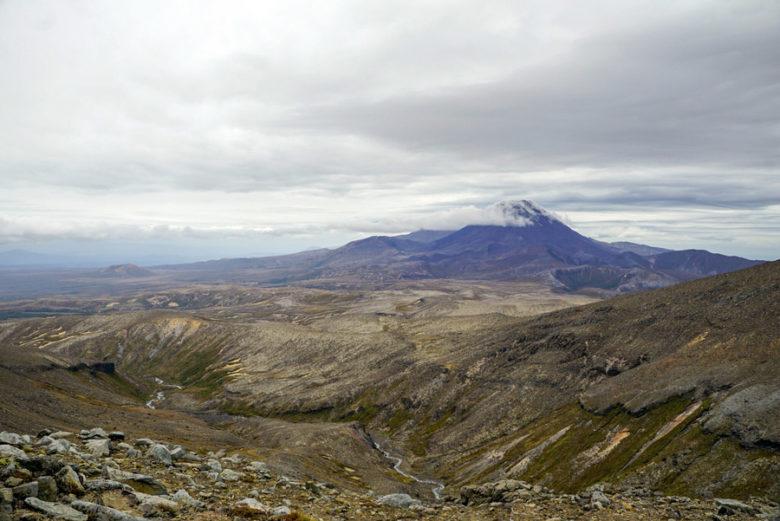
[489,200,563,227]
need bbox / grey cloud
[297,3,780,171]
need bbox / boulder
[24,497,87,521]
[84,479,125,491]
[108,432,125,442]
[0,444,27,460]
[0,433,23,447]
[104,467,166,495]
[231,498,272,518]
[376,493,422,509]
[715,498,762,516]
[129,491,179,516]
[83,428,108,440]
[46,440,71,455]
[37,476,58,502]
[219,469,245,482]
[146,444,171,466]
[84,439,110,458]
[172,489,204,509]
[12,481,38,500]
[70,500,151,521]
[55,466,85,496]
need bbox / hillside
[0,262,777,503]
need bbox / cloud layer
[0,0,778,262]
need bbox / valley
[1,261,778,519]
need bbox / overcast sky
[1,0,778,264]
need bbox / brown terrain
[0,261,778,520]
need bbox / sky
[0,0,778,265]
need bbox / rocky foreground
[1,428,777,521]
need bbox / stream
[373,441,445,500]
[145,377,182,409]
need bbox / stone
[169,447,198,462]
[0,433,23,447]
[271,505,291,516]
[35,436,54,447]
[104,467,166,495]
[55,466,84,496]
[219,469,244,482]
[24,497,87,521]
[172,489,204,509]
[70,500,150,521]
[231,498,272,518]
[591,491,611,508]
[129,491,179,516]
[49,432,73,440]
[84,479,124,491]
[83,428,108,440]
[84,439,110,458]
[12,481,38,499]
[19,456,67,476]
[37,430,52,438]
[46,440,71,455]
[37,476,58,502]
[133,439,153,448]
[126,448,141,458]
[202,459,222,473]
[108,432,125,442]
[0,445,27,460]
[715,498,762,516]
[0,488,12,514]
[376,493,422,509]
[146,444,171,466]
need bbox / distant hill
[97,264,156,278]
[158,200,762,293]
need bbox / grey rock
[231,498,272,517]
[35,436,55,447]
[172,489,204,509]
[83,428,108,440]
[55,466,84,496]
[12,481,38,499]
[70,500,151,521]
[129,491,179,516]
[715,498,762,516]
[591,491,611,508]
[0,433,23,447]
[84,479,124,491]
[133,438,153,448]
[46,440,71,455]
[24,497,87,521]
[125,448,141,458]
[108,432,125,442]
[0,488,12,514]
[0,444,27,460]
[84,439,110,458]
[376,493,422,509]
[202,459,222,473]
[37,476,58,502]
[49,432,73,440]
[219,469,244,482]
[271,505,292,516]
[104,467,166,496]
[146,444,171,466]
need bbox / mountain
[173,200,758,293]
[0,201,765,301]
